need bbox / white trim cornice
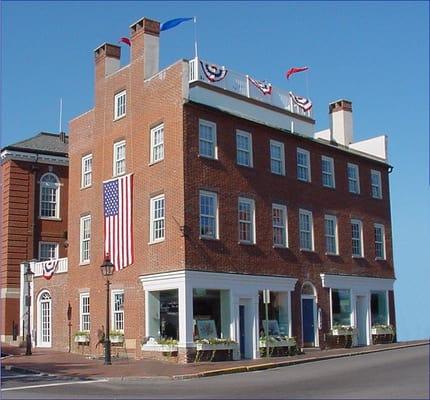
[1,150,68,166]
[320,273,395,291]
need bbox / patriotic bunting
[200,61,228,82]
[289,91,312,112]
[43,260,59,280]
[248,76,272,95]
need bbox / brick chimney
[129,17,160,79]
[94,43,121,79]
[329,100,353,146]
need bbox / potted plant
[141,337,178,352]
[74,331,90,343]
[330,325,356,336]
[110,330,124,344]
[371,324,395,335]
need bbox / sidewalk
[1,340,428,380]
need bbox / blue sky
[1,1,429,340]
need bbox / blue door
[302,298,315,346]
[239,305,245,358]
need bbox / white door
[38,292,52,347]
[356,296,367,346]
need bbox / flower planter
[74,335,89,343]
[331,328,355,336]
[141,343,178,352]
[371,327,394,335]
[195,343,237,351]
[259,338,296,348]
[110,335,124,344]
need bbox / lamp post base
[25,334,32,356]
[104,340,112,365]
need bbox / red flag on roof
[119,37,131,46]
[286,66,309,80]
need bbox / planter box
[110,335,124,344]
[195,343,237,351]
[74,335,89,343]
[141,344,178,352]
[371,327,394,335]
[331,328,355,336]
[259,338,296,348]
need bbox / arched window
[301,282,316,296]
[39,173,60,218]
[37,290,52,347]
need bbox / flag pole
[193,16,198,60]
[305,71,310,100]
[59,98,63,133]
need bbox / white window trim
[114,90,126,120]
[347,163,360,194]
[79,292,90,332]
[272,203,288,247]
[38,241,59,261]
[321,155,335,188]
[150,123,164,164]
[81,154,93,189]
[270,140,285,176]
[374,223,386,260]
[150,194,165,244]
[113,140,126,177]
[199,190,219,240]
[79,215,91,264]
[297,148,311,182]
[238,197,256,244]
[351,218,364,258]
[371,169,382,199]
[39,172,61,220]
[299,208,314,251]
[111,289,125,333]
[324,215,339,255]
[199,119,218,159]
[236,130,253,167]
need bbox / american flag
[103,174,134,271]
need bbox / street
[1,345,429,399]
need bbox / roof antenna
[59,98,63,133]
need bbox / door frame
[238,298,254,359]
[300,281,319,348]
[36,290,52,348]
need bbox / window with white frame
[347,163,360,194]
[324,215,338,255]
[374,223,386,259]
[371,170,382,199]
[199,191,218,239]
[150,123,164,163]
[150,195,165,242]
[299,209,314,251]
[39,173,60,218]
[199,120,217,159]
[297,148,311,182]
[112,290,124,332]
[236,130,253,167]
[270,140,285,175]
[113,140,126,176]
[272,204,288,247]
[351,219,363,257]
[321,156,335,188]
[38,242,59,261]
[238,197,255,244]
[81,154,92,188]
[114,90,126,120]
[80,215,91,263]
[80,293,90,331]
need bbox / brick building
[25,17,395,362]
[0,132,68,344]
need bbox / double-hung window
[114,90,126,120]
[347,163,360,194]
[236,130,253,167]
[331,289,351,326]
[150,124,164,163]
[150,195,165,243]
[272,204,288,247]
[297,148,311,182]
[81,154,92,188]
[374,223,386,259]
[371,291,388,325]
[321,156,335,188]
[80,215,91,264]
[80,293,90,332]
[299,209,314,251]
[39,173,60,218]
[351,219,363,257]
[238,197,255,244]
[113,140,126,176]
[371,170,382,199]
[199,191,218,239]
[324,215,338,255]
[112,290,124,332]
[270,140,285,175]
[199,120,217,159]
[38,242,59,261]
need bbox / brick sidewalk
[1,340,428,380]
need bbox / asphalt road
[1,345,429,399]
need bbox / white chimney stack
[329,99,353,146]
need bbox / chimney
[329,99,353,146]
[59,132,67,143]
[94,43,121,78]
[129,17,160,79]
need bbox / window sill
[300,248,316,253]
[80,185,92,190]
[375,257,386,261]
[325,252,340,256]
[148,159,164,167]
[113,115,126,122]
[273,244,288,249]
[371,196,383,200]
[148,240,165,245]
[349,191,361,196]
[271,171,286,177]
[198,154,218,161]
[79,262,90,266]
[39,217,62,221]
[199,236,219,241]
[322,185,336,190]
[113,172,126,178]
[238,241,256,246]
[297,178,311,183]
[352,255,364,259]
[237,163,254,169]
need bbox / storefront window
[193,289,230,339]
[258,291,290,337]
[147,289,179,340]
[331,289,351,326]
[371,291,388,325]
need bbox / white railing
[188,57,312,118]
[33,257,68,277]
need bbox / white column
[220,289,231,339]
[251,296,259,359]
[178,282,193,347]
[288,291,292,337]
[19,263,25,338]
[146,291,160,337]
[30,261,35,347]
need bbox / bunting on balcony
[43,260,59,280]
[200,61,228,82]
[289,91,312,111]
[248,76,272,95]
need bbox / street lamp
[100,256,114,365]
[23,261,34,356]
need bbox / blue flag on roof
[160,17,194,32]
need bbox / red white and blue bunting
[289,91,312,112]
[43,259,59,280]
[248,76,272,95]
[200,61,228,82]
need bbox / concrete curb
[4,364,50,377]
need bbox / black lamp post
[100,256,114,365]
[23,261,34,356]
